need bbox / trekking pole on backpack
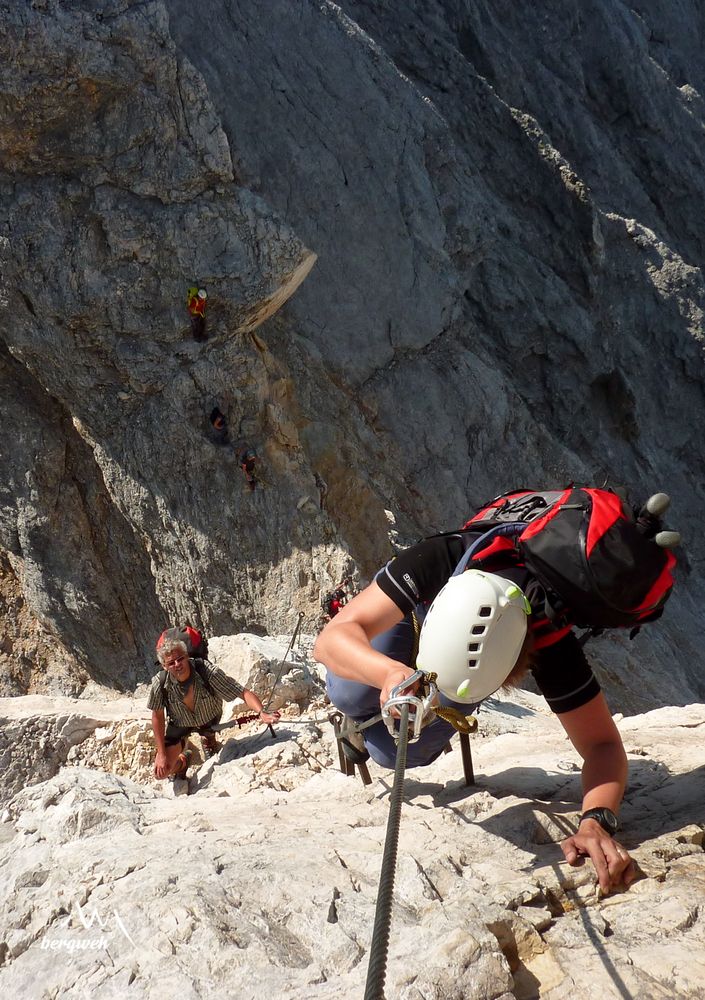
[637,493,681,548]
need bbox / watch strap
[579,807,618,834]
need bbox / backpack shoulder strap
[192,658,216,696]
[452,523,525,576]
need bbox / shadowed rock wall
[1,0,703,705]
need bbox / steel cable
[262,611,305,712]
[363,702,410,1000]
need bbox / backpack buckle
[382,670,438,743]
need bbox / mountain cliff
[1,0,703,711]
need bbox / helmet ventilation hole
[471,625,486,635]
[479,606,492,617]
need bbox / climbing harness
[329,668,479,786]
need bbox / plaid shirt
[147,660,245,727]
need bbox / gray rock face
[0,1,326,691]
[0,1,703,709]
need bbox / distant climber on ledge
[148,633,280,780]
[187,286,208,341]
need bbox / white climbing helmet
[415,570,531,704]
[197,288,207,299]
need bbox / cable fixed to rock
[363,701,410,1000]
[263,610,306,713]
[247,611,306,741]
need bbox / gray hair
[157,638,188,666]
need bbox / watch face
[601,808,618,831]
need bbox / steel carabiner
[381,670,438,743]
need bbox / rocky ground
[1,644,703,999]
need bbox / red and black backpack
[156,624,209,660]
[457,486,677,632]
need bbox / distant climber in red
[187,286,208,341]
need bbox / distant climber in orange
[208,406,230,446]
[187,286,208,341]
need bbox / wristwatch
[579,807,619,835]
